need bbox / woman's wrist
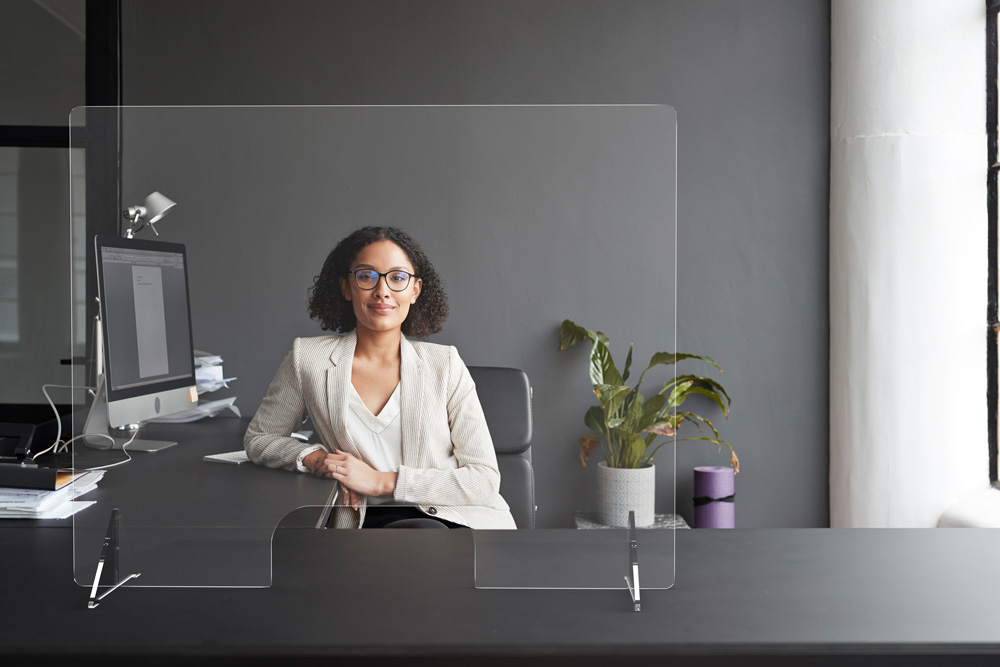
[302,449,325,472]
[381,471,398,497]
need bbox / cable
[39,383,82,456]
[36,383,135,470]
[81,431,135,471]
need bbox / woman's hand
[302,449,397,504]
[340,486,363,511]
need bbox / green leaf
[595,386,631,434]
[622,342,634,383]
[678,411,721,440]
[559,319,593,351]
[637,351,722,390]
[636,394,668,432]
[644,393,668,413]
[676,411,703,433]
[666,380,694,408]
[668,374,731,406]
[676,434,739,473]
[593,383,630,408]
[653,352,722,372]
[619,390,646,436]
[560,319,614,350]
[560,320,621,386]
[584,405,608,438]
[685,386,730,416]
[624,437,647,468]
[589,339,623,387]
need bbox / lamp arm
[123,207,146,239]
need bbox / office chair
[304,366,535,529]
[467,366,535,529]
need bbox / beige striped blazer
[244,332,516,529]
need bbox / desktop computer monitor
[85,235,197,451]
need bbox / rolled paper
[693,466,735,529]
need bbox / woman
[244,226,516,530]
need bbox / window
[0,0,118,404]
[0,149,17,343]
[0,1,85,401]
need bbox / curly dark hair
[307,226,448,338]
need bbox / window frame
[987,0,999,485]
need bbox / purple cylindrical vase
[693,466,735,529]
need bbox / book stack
[0,468,104,519]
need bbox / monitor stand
[83,374,177,453]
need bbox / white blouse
[345,381,402,473]
[292,382,403,485]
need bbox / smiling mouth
[368,303,395,314]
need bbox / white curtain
[829,0,988,527]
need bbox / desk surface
[2,524,999,666]
[67,416,335,587]
[4,418,999,665]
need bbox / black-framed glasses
[349,269,418,292]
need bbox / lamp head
[124,191,177,238]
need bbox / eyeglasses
[349,268,418,292]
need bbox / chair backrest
[468,366,534,529]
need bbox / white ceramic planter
[596,461,656,527]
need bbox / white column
[830,0,988,527]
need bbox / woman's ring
[335,465,340,474]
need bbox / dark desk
[2,525,1000,665]
[68,416,335,587]
[3,418,1000,664]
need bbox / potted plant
[559,319,737,527]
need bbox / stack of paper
[0,470,104,519]
[146,350,241,424]
[194,350,237,395]
[147,396,241,423]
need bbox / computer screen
[94,235,196,428]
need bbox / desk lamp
[123,191,176,238]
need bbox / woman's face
[340,240,422,336]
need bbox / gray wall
[120,0,830,528]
